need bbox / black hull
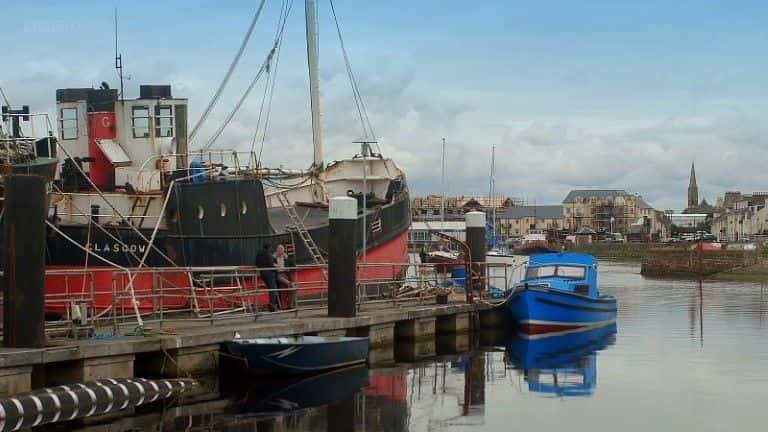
[43,178,411,268]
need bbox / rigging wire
[50,183,173,268]
[45,220,144,326]
[46,117,179,267]
[250,0,292,159]
[202,1,293,151]
[0,86,10,137]
[248,65,273,164]
[256,0,292,165]
[0,86,10,106]
[189,0,267,143]
[200,53,272,150]
[329,0,377,143]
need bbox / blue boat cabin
[520,253,599,298]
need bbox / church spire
[687,161,699,209]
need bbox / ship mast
[305,0,323,170]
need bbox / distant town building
[410,195,522,221]
[495,205,564,238]
[711,191,768,241]
[562,189,668,237]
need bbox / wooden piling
[2,175,47,348]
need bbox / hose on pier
[0,378,196,431]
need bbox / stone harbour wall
[641,249,758,276]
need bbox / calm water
[40,261,768,431]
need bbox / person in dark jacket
[256,243,279,311]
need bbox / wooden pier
[0,300,507,396]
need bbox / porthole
[197,205,205,220]
[241,201,248,214]
[220,203,227,217]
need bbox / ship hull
[506,287,617,335]
[43,230,409,315]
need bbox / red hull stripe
[43,231,409,315]
[518,322,586,335]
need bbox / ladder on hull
[275,192,327,280]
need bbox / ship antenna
[114,8,125,104]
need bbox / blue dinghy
[506,252,617,334]
[221,336,369,374]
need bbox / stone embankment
[641,248,759,277]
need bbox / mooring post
[465,211,487,298]
[2,175,47,348]
[328,196,358,317]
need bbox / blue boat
[505,252,617,334]
[505,323,616,397]
[221,336,369,374]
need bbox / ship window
[556,265,586,279]
[526,265,556,279]
[132,106,150,138]
[155,105,174,138]
[241,201,248,214]
[60,107,78,140]
[197,205,205,220]
[220,203,227,217]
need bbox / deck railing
[0,259,522,341]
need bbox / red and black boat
[38,83,410,315]
[2,1,412,317]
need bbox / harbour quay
[0,195,504,398]
[0,300,502,397]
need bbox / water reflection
[505,324,617,397]
[223,365,369,415]
[32,261,768,431]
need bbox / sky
[4,0,768,211]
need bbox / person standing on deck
[274,244,296,309]
[256,243,280,311]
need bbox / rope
[250,0,291,158]
[0,86,10,106]
[255,0,293,164]
[201,1,293,151]
[46,221,131,270]
[53,137,178,267]
[50,183,186,295]
[200,53,272,150]
[45,220,144,325]
[80,218,92,296]
[189,0,268,142]
[329,0,377,144]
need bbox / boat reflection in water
[505,323,617,397]
[222,364,369,416]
